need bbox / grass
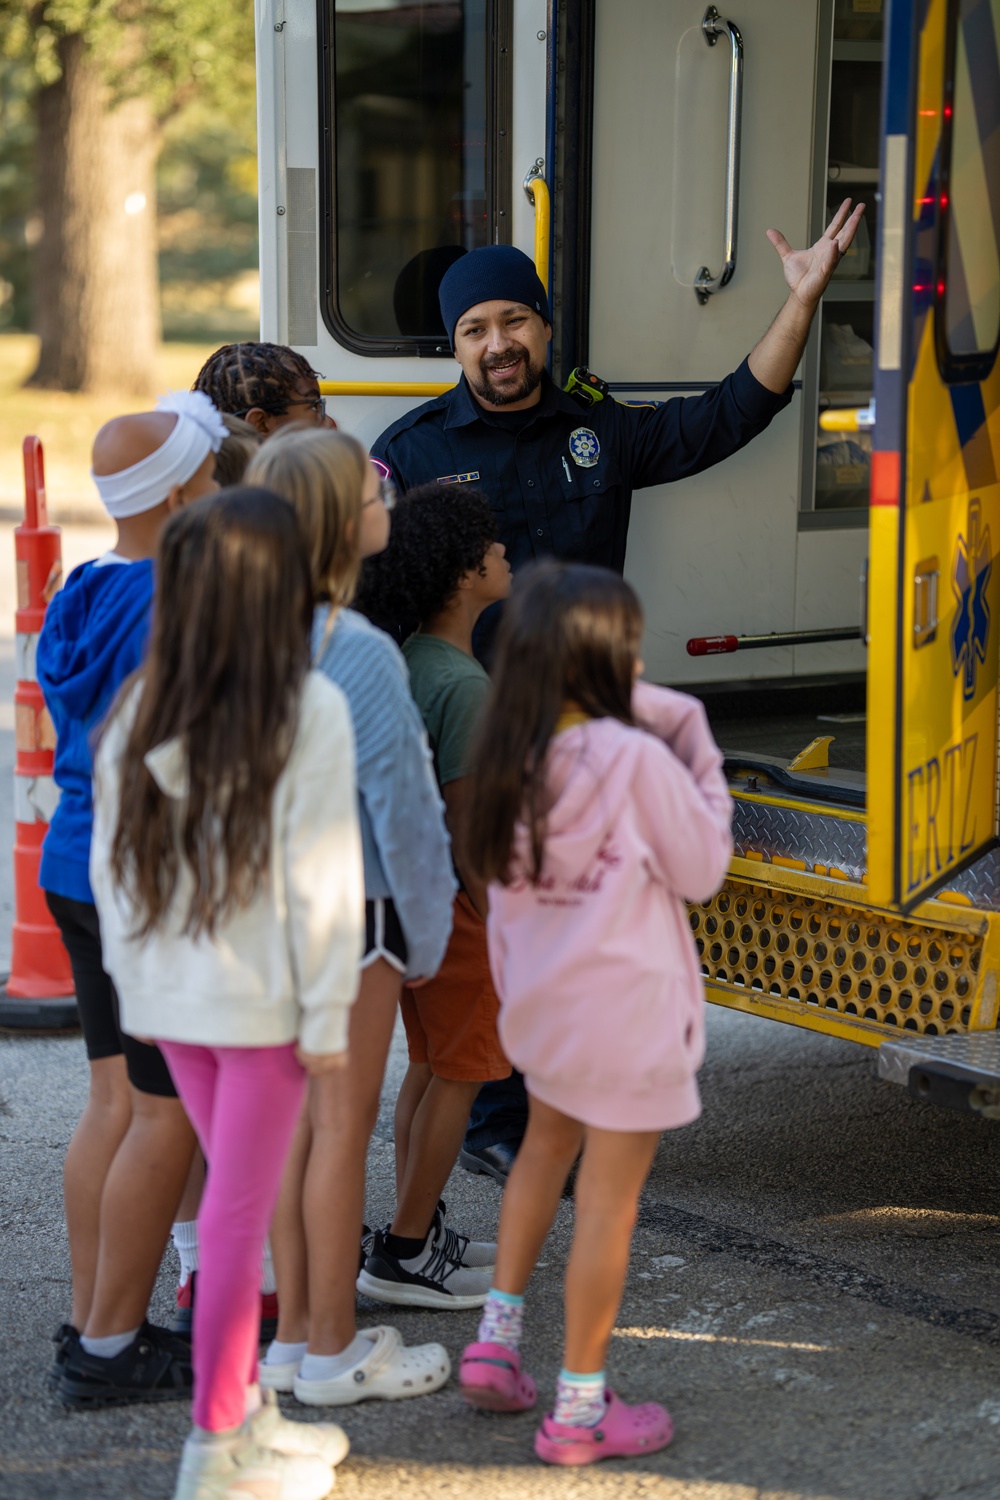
[0,334,220,520]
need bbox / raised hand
[766,198,866,311]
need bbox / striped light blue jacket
[312,606,455,980]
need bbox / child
[37,390,224,1408]
[90,488,363,1500]
[457,562,733,1466]
[213,413,262,486]
[353,483,512,1308]
[194,341,335,436]
[245,429,458,1403]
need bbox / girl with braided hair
[193,342,335,437]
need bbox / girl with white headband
[37,391,224,1410]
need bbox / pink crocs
[534,1388,673,1466]
[458,1341,537,1412]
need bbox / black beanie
[438,245,550,346]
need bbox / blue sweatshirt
[36,556,154,904]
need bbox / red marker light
[937,280,946,297]
[687,635,738,656]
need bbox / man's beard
[469,349,545,407]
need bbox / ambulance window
[936,0,1000,382]
[321,1,511,355]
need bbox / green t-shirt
[402,633,490,788]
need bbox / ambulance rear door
[586,0,827,685]
[866,0,1000,909]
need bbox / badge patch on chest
[436,471,481,485]
[568,428,600,468]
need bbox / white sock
[172,1220,199,1287]
[264,1339,307,1367]
[298,1334,370,1383]
[80,1327,140,1359]
[260,1237,277,1296]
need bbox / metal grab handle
[694,6,743,305]
[523,159,551,294]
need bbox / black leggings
[46,891,177,1098]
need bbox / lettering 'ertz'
[906,732,979,894]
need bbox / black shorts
[363,897,408,974]
[45,891,178,1099]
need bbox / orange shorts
[399,891,512,1083]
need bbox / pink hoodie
[486,681,732,1132]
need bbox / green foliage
[0,5,258,337]
[0,59,37,329]
[0,2,255,122]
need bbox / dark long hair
[110,487,314,937]
[467,562,643,886]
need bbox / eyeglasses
[286,395,327,419]
[363,479,397,512]
[232,395,327,420]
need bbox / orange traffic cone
[0,437,77,1027]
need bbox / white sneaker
[357,1228,491,1310]
[431,1202,495,1269]
[172,1424,334,1500]
[247,1388,349,1466]
[293,1325,449,1407]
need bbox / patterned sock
[476,1288,525,1352]
[260,1237,277,1296]
[171,1220,199,1287]
[553,1368,606,1428]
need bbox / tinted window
[324,0,508,352]
[936,0,1000,380]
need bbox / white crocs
[293,1324,450,1407]
[260,1354,301,1394]
[172,1424,333,1500]
[247,1388,350,1468]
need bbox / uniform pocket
[561,454,622,560]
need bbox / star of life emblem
[951,498,992,701]
[568,427,600,468]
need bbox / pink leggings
[159,1040,306,1432]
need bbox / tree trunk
[30,34,161,396]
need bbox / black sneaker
[356,1228,491,1310]
[47,1323,79,1391]
[57,1320,194,1409]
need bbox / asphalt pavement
[1,521,998,1500]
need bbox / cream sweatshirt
[90,671,364,1055]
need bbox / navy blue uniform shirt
[370,357,792,575]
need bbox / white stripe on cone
[14,771,60,824]
[15,632,38,683]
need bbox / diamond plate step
[878,1034,1000,1119]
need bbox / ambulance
[254,0,1000,1115]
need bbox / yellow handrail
[525,174,551,294]
[819,407,875,433]
[319,381,455,398]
